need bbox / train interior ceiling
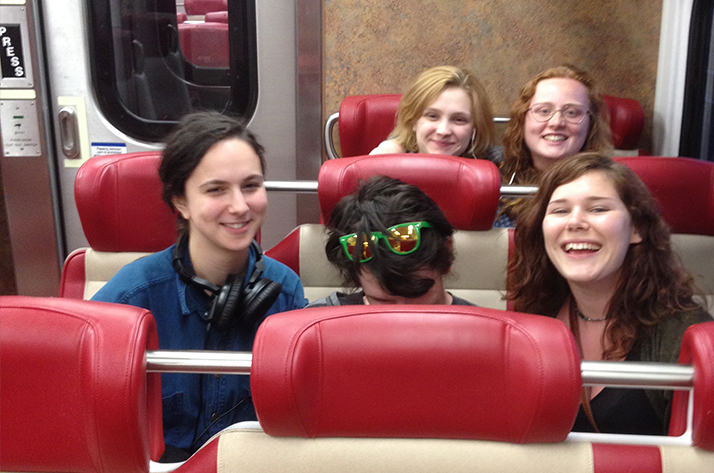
[0,0,713,298]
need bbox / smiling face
[172,138,267,266]
[525,78,591,171]
[413,86,474,156]
[542,170,642,295]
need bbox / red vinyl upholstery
[602,95,645,151]
[184,0,227,15]
[669,322,714,450]
[59,152,176,299]
[615,156,714,235]
[266,153,506,307]
[336,93,645,158]
[74,152,175,252]
[204,10,228,23]
[317,153,501,230]
[338,94,401,158]
[0,295,164,472]
[251,305,581,443]
[178,22,229,68]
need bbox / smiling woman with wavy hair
[507,152,710,436]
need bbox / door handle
[58,106,80,159]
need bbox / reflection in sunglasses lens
[389,236,416,253]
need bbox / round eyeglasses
[528,103,590,124]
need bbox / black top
[572,387,663,434]
[572,307,712,435]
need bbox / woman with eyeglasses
[307,175,474,306]
[507,153,711,435]
[496,64,613,227]
[369,65,501,163]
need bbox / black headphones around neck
[172,234,282,332]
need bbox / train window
[86,0,257,142]
[680,0,713,161]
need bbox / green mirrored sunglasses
[338,221,433,263]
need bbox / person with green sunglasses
[307,176,475,307]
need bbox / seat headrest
[336,94,644,155]
[0,295,164,471]
[317,154,501,230]
[251,305,581,443]
[75,152,177,252]
[338,94,401,157]
[602,95,645,150]
[615,156,714,235]
[676,321,714,450]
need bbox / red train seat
[178,22,229,68]
[329,93,645,158]
[615,156,714,307]
[251,305,580,441]
[59,152,176,299]
[266,153,509,308]
[0,295,163,472]
[615,156,714,236]
[171,305,714,472]
[184,0,227,16]
[204,11,228,23]
[172,304,588,472]
[670,322,714,449]
[337,94,401,158]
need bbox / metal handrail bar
[324,112,340,160]
[264,180,318,192]
[147,350,252,375]
[146,351,695,389]
[265,180,536,199]
[581,361,693,389]
[498,185,538,197]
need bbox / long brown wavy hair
[499,65,613,222]
[507,153,700,360]
[390,65,496,158]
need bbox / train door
[0,0,321,295]
[0,0,60,295]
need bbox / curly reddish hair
[499,65,613,222]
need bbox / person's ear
[630,226,643,244]
[172,195,190,220]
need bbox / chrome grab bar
[266,180,536,198]
[264,180,318,192]
[146,350,694,390]
[324,112,340,160]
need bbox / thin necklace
[573,303,607,322]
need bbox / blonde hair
[390,66,496,158]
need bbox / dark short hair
[158,111,265,232]
[325,176,454,298]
